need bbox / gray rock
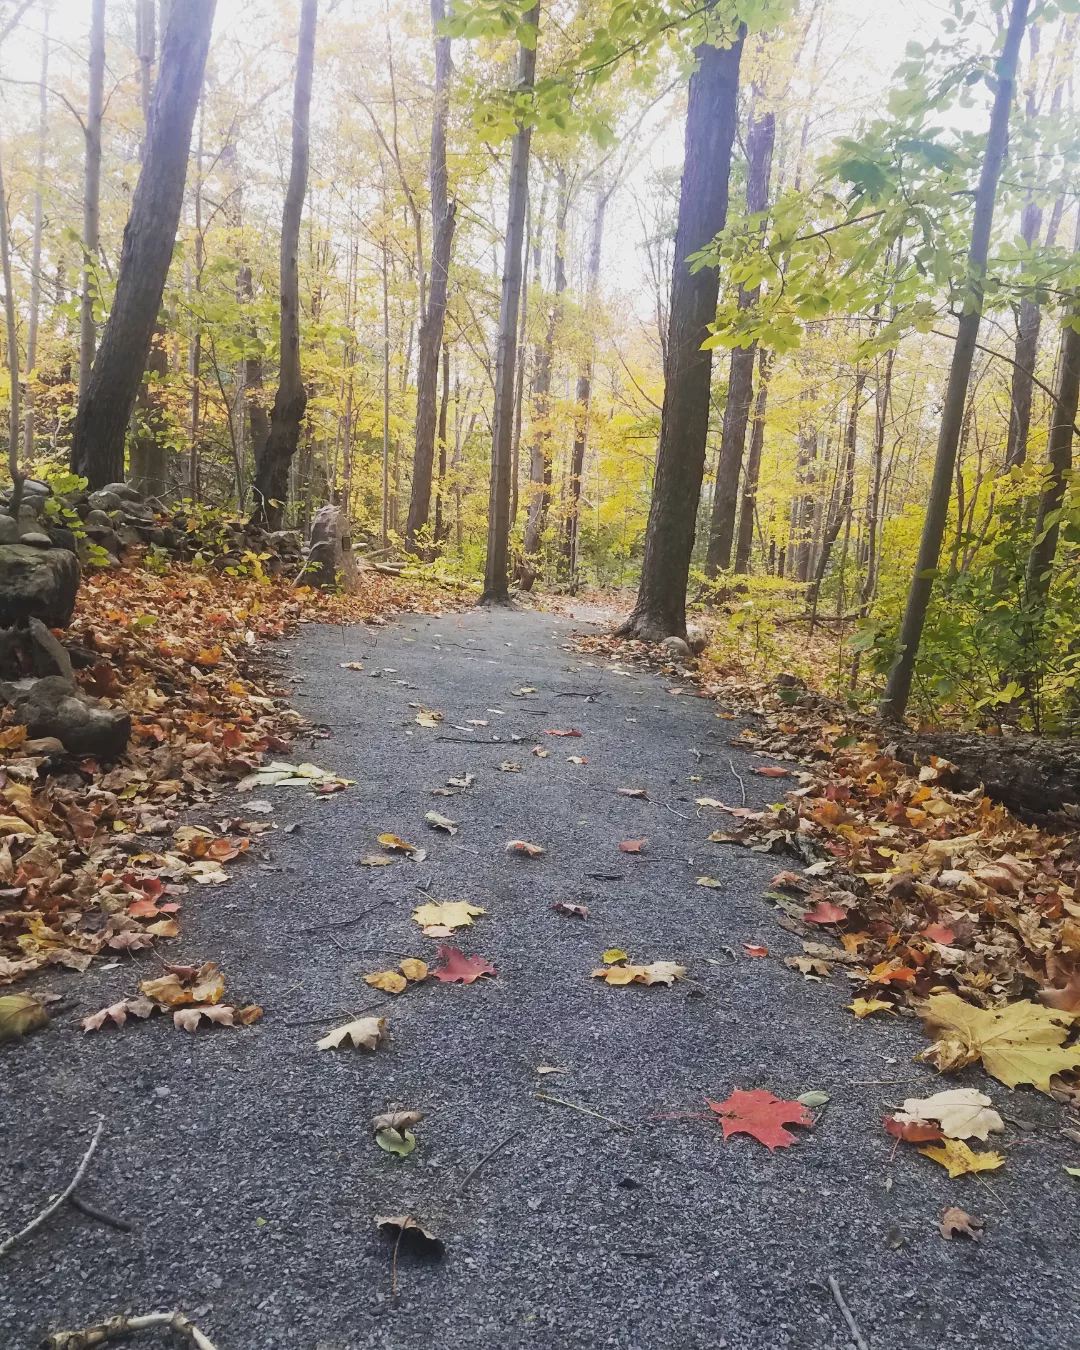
[84,524,121,555]
[686,625,708,655]
[18,532,53,548]
[0,544,80,627]
[0,675,130,759]
[27,618,74,680]
[84,509,114,528]
[46,526,79,554]
[0,514,17,544]
[87,489,124,513]
[660,635,693,660]
[100,482,144,502]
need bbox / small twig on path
[435,735,502,745]
[827,1275,870,1350]
[41,1310,218,1349]
[293,897,394,935]
[727,758,747,806]
[535,1092,632,1133]
[455,1126,523,1193]
[664,800,691,821]
[67,1194,132,1233]
[390,1226,404,1299]
[0,1116,104,1260]
[556,689,603,698]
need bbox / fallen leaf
[553,901,589,919]
[771,871,809,891]
[81,996,156,1033]
[414,709,444,728]
[340,661,365,671]
[431,944,495,984]
[377,833,425,860]
[617,788,648,799]
[174,1004,236,1032]
[707,1089,814,1150]
[918,1139,1005,1178]
[544,728,582,737]
[499,761,522,773]
[797,1090,831,1109]
[511,686,537,696]
[372,1110,423,1133]
[883,1116,944,1143]
[786,955,830,979]
[531,746,550,758]
[138,972,191,1006]
[619,838,646,854]
[360,854,396,866]
[939,1207,984,1240]
[317,1015,387,1051]
[751,766,790,778]
[364,970,409,995]
[802,900,848,925]
[923,923,956,945]
[848,998,896,1018]
[506,839,544,857]
[399,958,429,982]
[374,1213,444,1256]
[376,1127,417,1158]
[592,959,686,986]
[894,1089,1004,1142]
[696,876,722,889]
[602,948,629,964]
[566,755,589,765]
[411,900,485,934]
[424,811,459,835]
[744,943,769,958]
[920,992,1080,1092]
[0,992,48,1042]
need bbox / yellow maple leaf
[364,970,408,995]
[848,998,895,1018]
[411,900,485,934]
[317,1015,387,1051]
[593,964,644,985]
[920,992,1080,1092]
[918,1138,1005,1178]
[399,958,429,982]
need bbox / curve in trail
[1,608,1075,1350]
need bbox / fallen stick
[0,1117,104,1260]
[67,1194,132,1234]
[827,1275,870,1350]
[41,1310,218,1349]
[455,1127,523,1193]
[727,758,747,807]
[535,1092,632,1133]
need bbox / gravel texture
[1,606,1077,1350]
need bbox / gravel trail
[1,607,1076,1350]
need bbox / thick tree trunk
[69,0,216,488]
[21,12,48,458]
[733,348,770,574]
[77,0,105,401]
[481,7,539,604]
[563,185,608,589]
[510,193,532,526]
[880,0,1029,719]
[705,100,775,575]
[405,0,455,552]
[618,22,745,639]
[251,0,317,530]
[522,169,569,562]
[433,342,450,544]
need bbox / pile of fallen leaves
[572,627,1080,1099]
[0,562,431,991]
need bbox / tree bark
[77,0,106,401]
[405,0,456,551]
[733,347,770,573]
[705,99,775,575]
[21,12,48,459]
[434,341,450,543]
[251,0,317,529]
[618,20,745,639]
[880,0,1029,719]
[563,184,608,589]
[481,6,539,604]
[0,149,22,513]
[861,345,894,605]
[808,370,864,623]
[1024,321,1080,604]
[69,0,216,488]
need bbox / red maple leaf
[619,838,647,853]
[544,728,582,737]
[883,1115,943,1143]
[803,900,848,925]
[431,945,495,985]
[922,923,956,945]
[707,1089,814,1150]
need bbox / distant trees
[70,0,217,488]
[251,0,318,529]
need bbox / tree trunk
[1024,321,1080,604]
[405,0,455,552]
[21,11,48,458]
[1004,201,1043,469]
[563,184,608,589]
[618,23,745,639]
[69,0,216,488]
[78,0,105,401]
[808,371,864,623]
[880,0,1029,719]
[0,149,22,513]
[250,0,317,530]
[433,341,450,544]
[705,99,775,575]
[510,191,532,526]
[522,168,569,562]
[861,345,894,605]
[481,6,539,604]
[733,347,770,573]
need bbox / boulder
[0,544,80,628]
[303,505,356,590]
[27,618,74,680]
[99,482,144,503]
[0,514,17,544]
[84,509,114,529]
[660,635,693,661]
[0,676,130,759]
[19,532,53,548]
[87,489,125,514]
[686,625,708,655]
[45,525,79,554]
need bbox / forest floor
[2,603,1078,1350]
